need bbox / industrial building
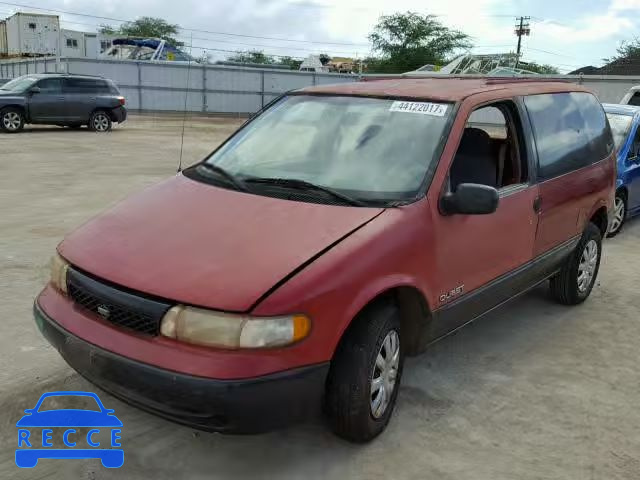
[0,12,112,59]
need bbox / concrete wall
[1,57,639,113]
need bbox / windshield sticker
[389,101,448,116]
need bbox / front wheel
[89,110,112,132]
[1,107,25,133]
[550,222,602,305]
[607,192,626,238]
[325,303,403,442]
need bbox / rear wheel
[550,222,602,305]
[325,303,403,442]
[607,191,626,238]
[1,107,25,133]
[89,110,112,132]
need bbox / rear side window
[64,78,112,94]
[524,92,612,180]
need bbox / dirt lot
[1,116,639,480]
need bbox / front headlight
[160,306,311,349]
[50,253,70,294]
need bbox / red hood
[59,175,383,312]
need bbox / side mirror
[441,183,499,215]
[29,86,41,95]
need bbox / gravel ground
[1,115,639,480]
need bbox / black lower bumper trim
[34,302,329,434]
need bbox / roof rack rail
[40,72,105,78]
[485,77,572,85]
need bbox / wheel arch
[589,205,608,238]
[1,104,27,118]
[333,283,433,358]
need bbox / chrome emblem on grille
[96,305,111,319]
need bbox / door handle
[57,97,65,101]
[533,196,542,213]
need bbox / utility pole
[514,16,530,69]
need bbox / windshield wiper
[245,177,367,207]
[196,163,250,192]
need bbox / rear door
[29,78,65,122]
[524,92,613,256]
[62,78,98,122]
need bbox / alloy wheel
[370,329,400,419]
[2,111,21,131]
[577,239,599,293]
[93,113,110,132]
[610,196,625,233]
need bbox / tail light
[118,96,126,106]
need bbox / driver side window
[449,102,528,192]
[36,78,63,94]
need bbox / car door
[621,119,640,213]
[62,78,98,122]
[428,99,539,337]
[28,78,65,122]
[524,92,614,256]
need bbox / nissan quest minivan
[35,78,616,442]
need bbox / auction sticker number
[389,101,448,116]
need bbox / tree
[603,38,640,64]
[319,53,331,65]
[277,56,303,70]
[367,12,471,73]
[226,50,276,64]
[99,17,183,46]
[519,61,559,74]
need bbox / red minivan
[35,78,615,442]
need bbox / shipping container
[0,21,7,56]
[6,12,59,56]
[61,28,85,58]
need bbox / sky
[1,0,639,72]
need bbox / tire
[607,191,626,238]
[89,110,112,132]
[325,302,403,442]
[550,222,602,305]
[0,107,25,133]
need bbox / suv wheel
[1,107,25,133]
[607,191,626,238]
[550,222,602,305]
[89,111,112,132]
[325,302,403,442]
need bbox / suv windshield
[0,76,38,93]
[198,95,452,205]
[606,112,633,150]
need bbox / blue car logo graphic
[16,391,123,468]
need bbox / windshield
[0,76,38,93]
[606,112,634,150]
[200,95,452,204]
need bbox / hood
[59,175,383,312]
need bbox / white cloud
[611,0,640,10]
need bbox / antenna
[177,33,194,173]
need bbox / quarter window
[524,92,612,180]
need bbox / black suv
[0,73,126,133]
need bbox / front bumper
[34,302,329,433]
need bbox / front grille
[67,268,172,336]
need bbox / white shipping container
[6,12,59,56]
[0,21,7,56]
[61,28,85,58]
